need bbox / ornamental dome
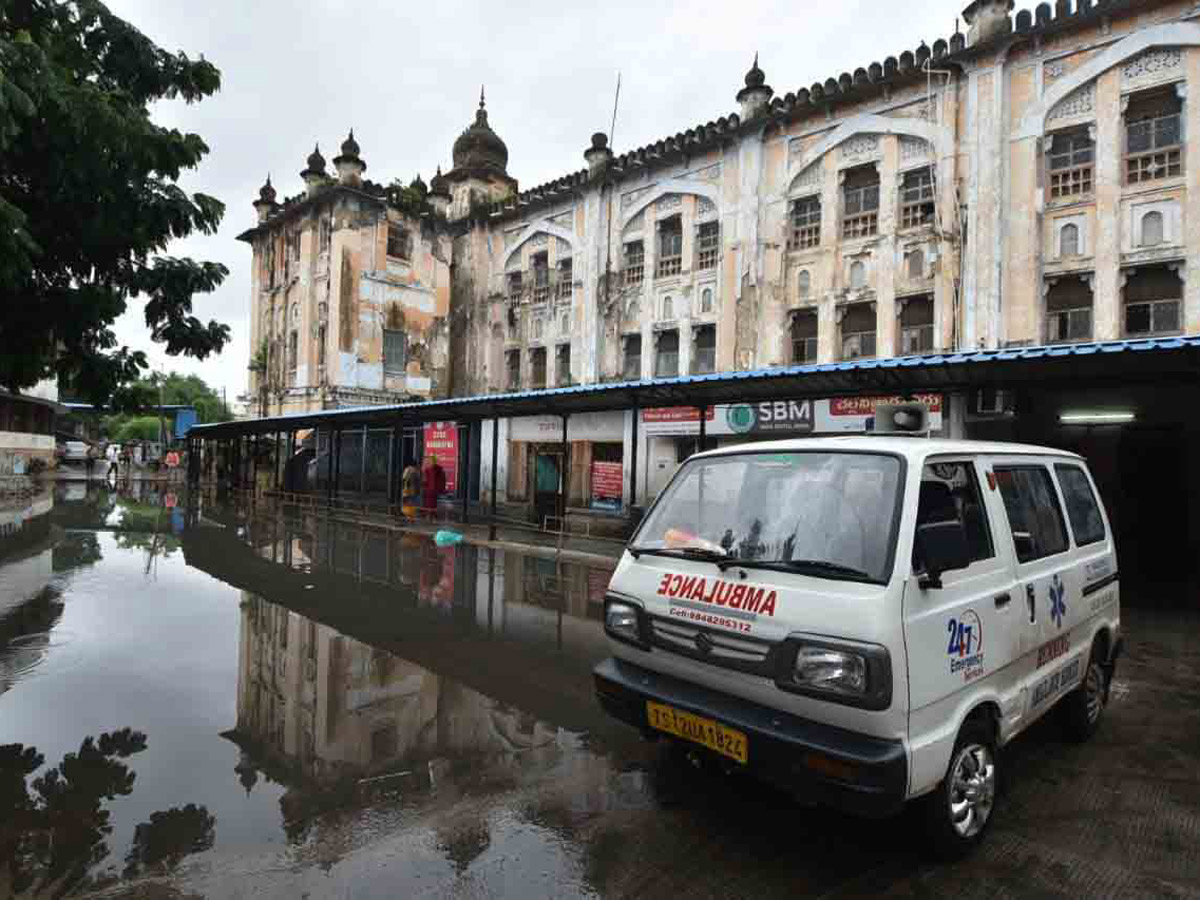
[451,88,508,174]
[429,165,449,197]
[744,52,766,89]
[340,129,360,158]
[306,143,326,173]
[258,175,276,203]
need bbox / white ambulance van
[594,430,1121,856]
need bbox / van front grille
[648,616,778,677]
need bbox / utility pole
[157,369,167,457]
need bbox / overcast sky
[108,0,969,408]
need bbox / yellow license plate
[646,701,748,764]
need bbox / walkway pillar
[287,430,296,492]
[629,401,639,513]
[274,431,282,491]
[332,429,342,501]
[698,404,707,453]
[326,429,335,505]
[458,424,469,525]
[490,416,499,540]
[559,413,569,526]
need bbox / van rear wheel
[923,718,998,859]
[1060,642,1108,743]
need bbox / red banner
[829,393,943,416]
[423,422,458,494]
[642,407,717,423]
[591,460,623,500]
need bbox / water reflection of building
[0,491,56,617]
[188,507,617,789]
[232,593,564,785]
[0,491,62,696]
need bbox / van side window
[1054,465,1105,546]
[993,466,1069,563]
[913,461,994,570]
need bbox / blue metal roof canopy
[188,336,1200,438]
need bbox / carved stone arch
[787,113,946,195]
[502,220,580,269]
[1015,22,1200,140]
[618,178,720,231]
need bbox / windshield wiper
[627,546,729,562]
[715,557,873,581]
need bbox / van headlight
[779,637,892,710]
[604,596,648,649]
[794,647,867,695]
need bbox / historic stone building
[239,135,454,416]
[241,0,1200,543]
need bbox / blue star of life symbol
[1048,574,1066,629]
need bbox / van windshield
[632,451,903,584]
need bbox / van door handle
[1025,584,1036,622]
[994,592,1011,609]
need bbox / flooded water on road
[0,483,635,897]
[3,483,1198,899]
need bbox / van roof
[692,436,1084,465]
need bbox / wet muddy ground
[1,484,1197,898]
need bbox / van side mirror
[915,520,972,589]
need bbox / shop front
[639,393,945,502]
[505,411,629,524]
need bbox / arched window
[627,300,641,323]
[662,295,674,319]
[1141,211,1164,247]
[906,250,924,279]
[533,317,544,339]
[560,312,570,335]
[849,261,866,290]
[797,270,811,299]
[701,288,713,314]
[1060,223,1080,258]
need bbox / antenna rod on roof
[603,71,622,335]
[609,71,622,149]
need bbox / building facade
[241,0,1200,539]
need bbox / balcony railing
[1049,164,1093,199]
[792,336,818,364]
[841,331,876,360]
[1124,298,1180,336]
[656,254,682,279]
[843,213,878,240]
[1126,147,1182,184]
[1046,307,1092,344]
[692,348,716,375]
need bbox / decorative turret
[443,88,518,221]
[736,53,774,121]
[409,173,428,196]
[301,144,327,197]
[428,165,450,217]
[252,175,277,223]
[584,132,613,179]
[451,87,510,175]
[961,0,1014,46]
[332,129,366,186]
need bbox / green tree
[0,0,230,405]
[112,416,162,443]
[105,370,231,437]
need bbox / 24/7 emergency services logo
[1048,574,1067,629]
[946,610,985,681]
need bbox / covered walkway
[187,337,1200,599]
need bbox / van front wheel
[923,718,998,859]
